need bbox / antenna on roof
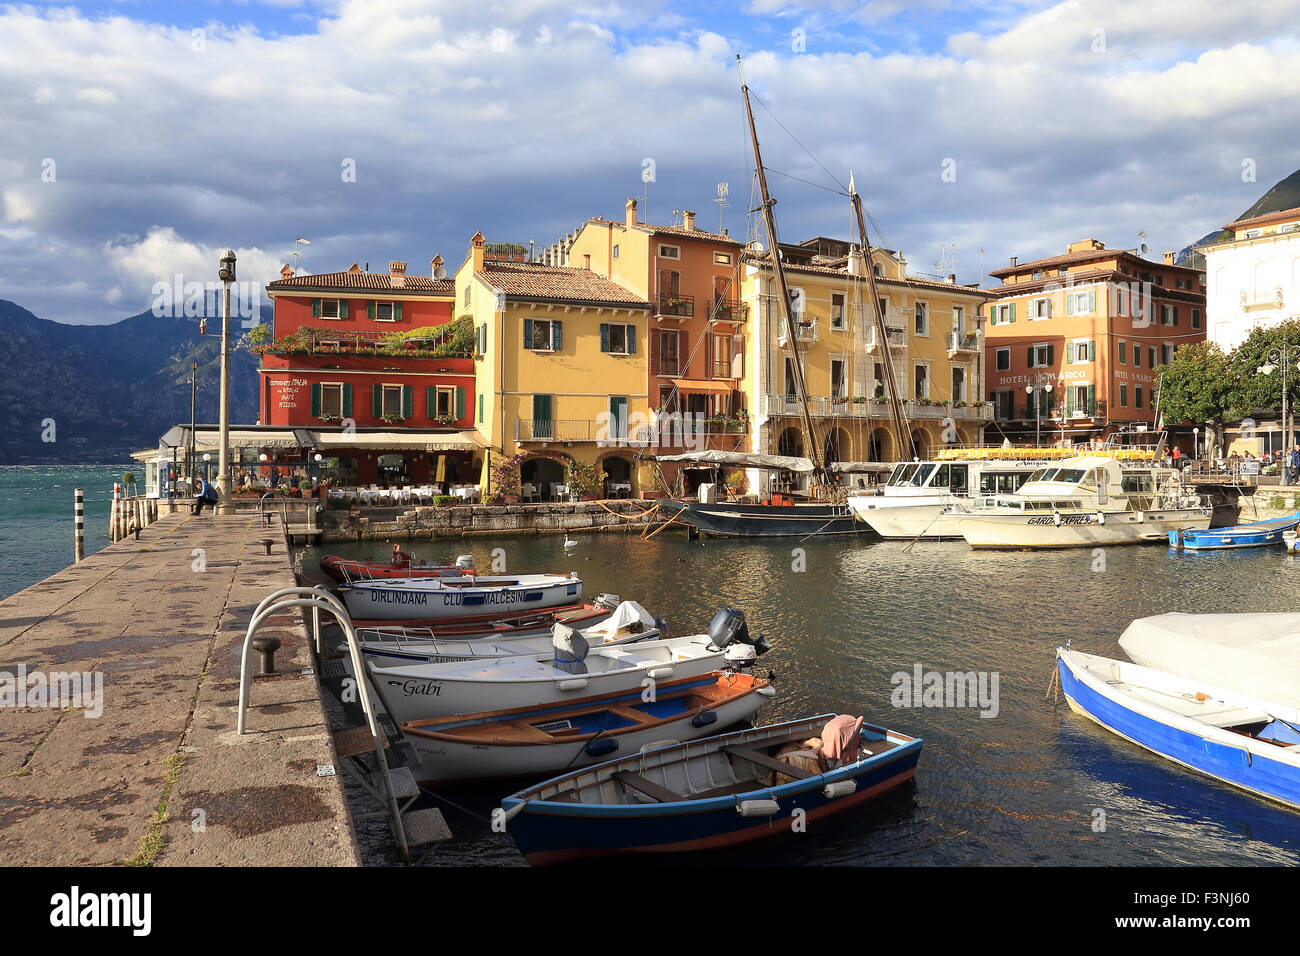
[288,237,310,275]
[1137,231,1149,256]
[714,181,730,232]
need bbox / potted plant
[489,453,524,504]
[381,413,406,424]
[566,459,602,501]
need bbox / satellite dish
[1140,242,1149,254]
[748,240,765,253]
[433,265,448,280]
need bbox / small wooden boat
[337,572,581,621]
[355,599,657,665]
[348,600,610,633]
[1056,645,1300,811]
[1170,512,1300,551]
[498,714,922,865]
[398,671,775,784]
[319,546,473,584]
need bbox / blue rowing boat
[1169,511,1300,550]
[498,713,922,865]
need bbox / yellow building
[454,232,652,498]
[741,239,993,465]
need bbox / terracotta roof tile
[1224,205,1300,231]
[989,246,1202,278]
[477,261,649,307]
[742,254,991,296]
[268,271,454,295]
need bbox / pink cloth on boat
[820,715,864,768]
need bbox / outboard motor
[454,554,474,570]
[707,608,770,662]
[595,593,621,611]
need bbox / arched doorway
[909,429,930,460]
[521,456,566,499]
[601,455,633,497]
[823,427,850,464]
[868,427,893,462]
[777,426,804,458]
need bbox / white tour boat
[952,456,1211,549]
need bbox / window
[1160,304,1176,326]
[463,284,471,307]
[476,322,488,357]
[952,366,966,403]
[952,305,965,334]
[312,298,347,320]
[1030,297,1051,319]
[914,302,928,336]
[994,390,1015,420]
[1135,386,1143,409]
[914,364,929,400]
[608,397,628,439]
[601,323,636,355]
[434,386,455,418]
[873,362,886,398]
[1067,340,1093,363]
[532,394,553,439]
[1066,290,1095,315]
[784,357,797,399]
[1162,343,1175,364]
[995,347,1011,371]
[368,300,399,322]
[657,330,680,376]
[1148,346,1157,368]
[713,252,732,265]
[658,269,681,297]
[523,318,561,351]
[991,302,1015,325]
[659,244,680,259]
[1119,384,1128,408]
[478,393,484,424]
[381,385,404,417]
[612,244,620,259]
[831,292,846,330]
[1066,385,1095,417]
[312,382,346,418]
[1118,340,1127,365]
[1028,343,1053,368]
[1191,308,1202,329]
[1133,346,1141,368]
[830,358,847,399]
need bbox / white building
[1200,205,1300,351]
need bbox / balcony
[864,326,907,352]
[707,299,749,324]
[777,319,817,348]
[655,294,694,318]
[759,393,876,419]
[907,401,994,422]
[947,330,980,356]
[516,419,605,442]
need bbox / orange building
[983,239,1206,448]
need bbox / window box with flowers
[381,413,406,425]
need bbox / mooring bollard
[261,538,274,555]
[74,488,85,562]
[251,635,282,675]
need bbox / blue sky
[2,0,1298,324]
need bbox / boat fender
[823,780,857,800]
[735,798,781,818]
[647,666,675,680]
[585,737,618,757]
[1052,510,1062,527]
[1136,511,1145,524]
[1097,511,1105,526]
[557,678,589,691]
[757,685,777,698]
[691,710,718,728]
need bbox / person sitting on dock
[191,477,219,515]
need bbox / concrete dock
[0,511,360,866]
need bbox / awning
[159,427,306,451]
[670,379,733,394]
[651,450,814,473]
[314,430,488,453]
[827,461,894,474]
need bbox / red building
[257,258,485,489]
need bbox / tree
[1154,341,1242,431]
[1229,319,1300,435]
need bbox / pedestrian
[1290,445,1300,487]
[191,476,219,515]
[1171,445,1182,470]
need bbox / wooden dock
[0,511,359,866]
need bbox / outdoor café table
[450,485,478,502]
[553,483,569,500]
[609,482,632,498]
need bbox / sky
[2,0,1298,324]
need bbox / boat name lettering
[1026,514,1093,525]
[370,589,429,605]
[399,680,442,697]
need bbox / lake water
[0,465,133,600]
[300,531,1300,867]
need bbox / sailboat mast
[738,56,825,482]
[849,186,914,459]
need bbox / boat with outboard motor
[367,608,771,724]
[336,571,582,621]
[952,455,1211,549]
[319,546,474,585]
[498,713,922,865]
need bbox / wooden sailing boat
[660,57,885,538]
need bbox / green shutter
[1046,344,1054,366]
[1087,385,1095,416]
[342,384,353,416]
[1066,295,1074,316]
[372,384,382,418]
[600,324,610,352]
[394,302,403,322]
[455,387,466,420]
[533,394,552,421]
[312,298,321,317]
[1066,342,1075,364]
[552,321,562,351]
[1027,346,1033,367]
[523,318,533,349]
[1088,290,1096,313]
[627,325,636,354]
[402,385,413,418]
[339,299,349,318]
[310,383,321,416]
[1067,388,1074,415]
[367,301,376,320]
[478,393,484,424]
[1009,303,1016,323]
[426,386,436,419]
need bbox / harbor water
[301,531,1300,867]
[0,465,127,600]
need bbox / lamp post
[1025,382,1054,447]
[216,250,236,514]
[1257,344,1299,469]
[1192,427,1199,462]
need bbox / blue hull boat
[1170,511,1300,550]
[498,714,922,865]
[1056,646,1300,811]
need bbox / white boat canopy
[1118,612,1300,711]
[650,450,814,473]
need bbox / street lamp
[1025,382,1054,447]
[1257,344,1300,461]
[1192,427,1199,461]
[216,250,236,513]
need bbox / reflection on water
[303,531,1300,866]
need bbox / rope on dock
[594,500,661,521]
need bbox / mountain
[0,300,270,464]
[1176,168,1300,268]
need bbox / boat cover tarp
[827,461,893,474]
[583,601,656,640]
[1118,612,1300,710]
[650,450,814,473]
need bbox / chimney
[847,244,865,276]
[583,253,591,270]
[280,263,293,279]
[1163,250,1175,265]
[947,273,956,284]
[683,209,695,231]
[470,231,485,272]
[431,254,444,278]
[1009,256,1017,268]
[625,197,637,227]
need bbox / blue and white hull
[1170,511,1300,551]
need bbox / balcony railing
[707,299,749,323]
[864,326,907,351]
[656,294,694,318]
[777,319,817,347]
[516,419,606,442]
[947,330,980,353]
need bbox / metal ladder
[236,585,449,863]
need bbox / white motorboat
[847,458,1041,539]
[953,456,1211,549]
[336,572,582,621]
